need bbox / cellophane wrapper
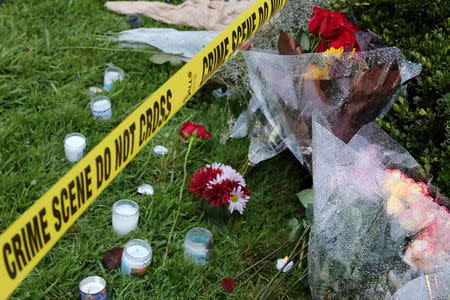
[242,47,421,168]
[308,118,449,299]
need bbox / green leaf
[296,188,313,208]
[306,203,314,221]
[289,224,300,242]
[288,218,298,229]
[294,28,305,45]
[169,55,183,66]
[149,53,172,64]
[150,54,183,66]
[300,33,310,52]
[149,53,171,64]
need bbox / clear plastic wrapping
[308,118,449,299]
[243,47,421,169]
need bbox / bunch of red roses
[188,162,250,214]
[308,6,361,52]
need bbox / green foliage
[330,0,449,194]
[0,0,313,298]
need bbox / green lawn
[0,0,311,299]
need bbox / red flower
[188,167,222,197]
[308,6,361,52]
[180,121,212,141]
[316,39,329,52]
[203,181,232,206]
[329,24,360,51]
[221,277,236,292]
[308,7,346,39]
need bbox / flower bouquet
[308,117,449,299]
[241,6,421,169]
[189,162,250,214]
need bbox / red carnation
[221,277,236,293]
[188,167,222,197]
[180,121,212,141]
[203,181,232,206]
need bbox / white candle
[121,239,152,275]
[127,245,150,258]
[276,256,293,272]
[64,133,86,162]
[112,200,139,236]
[79,276,106,298]
[90,96,112,120]
[81,282,104,294]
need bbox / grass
[0,0,312,299]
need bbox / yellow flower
[324,46,344,58]
[303,64,330,80]
[386,195,405,216]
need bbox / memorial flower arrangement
[164,120,213,266]
[238,4,419,168]
[188,162,250,214]
[383,169,450,274]
[308,120,449,299]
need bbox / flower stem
[262,243,309,299]
[256,224,311,299]
[162,137,195,267]
[234,240,289,280]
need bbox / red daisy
[188,167,222,197]
[203,181,233,206]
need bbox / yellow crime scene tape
[0,0,288,297]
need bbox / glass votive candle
[64,133,86,162]
[125,14,140,28]
[79,276,107,300]
[112,199,139,236]
[103,65,124,91]
[120,239,152,275]
[90,96,112,120]
[184,227,213,266]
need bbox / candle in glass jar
[184,227,213,266]
[120,239,152,275]
[79,276,107,300]
[90,96,112,120]
[112,199,139,236]
[64,133,86,162]
[103,66,124,91]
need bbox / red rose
[180,121,212,141]
[308,7,346,39]
[308,7,328,35]
[329,24,360,51]
[316,39,329,52]
[308,6,361,52]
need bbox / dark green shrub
[330,0,449,194]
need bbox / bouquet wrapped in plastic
[242,45,421,167]
[236,5,422,167]
[308,117,449,299]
